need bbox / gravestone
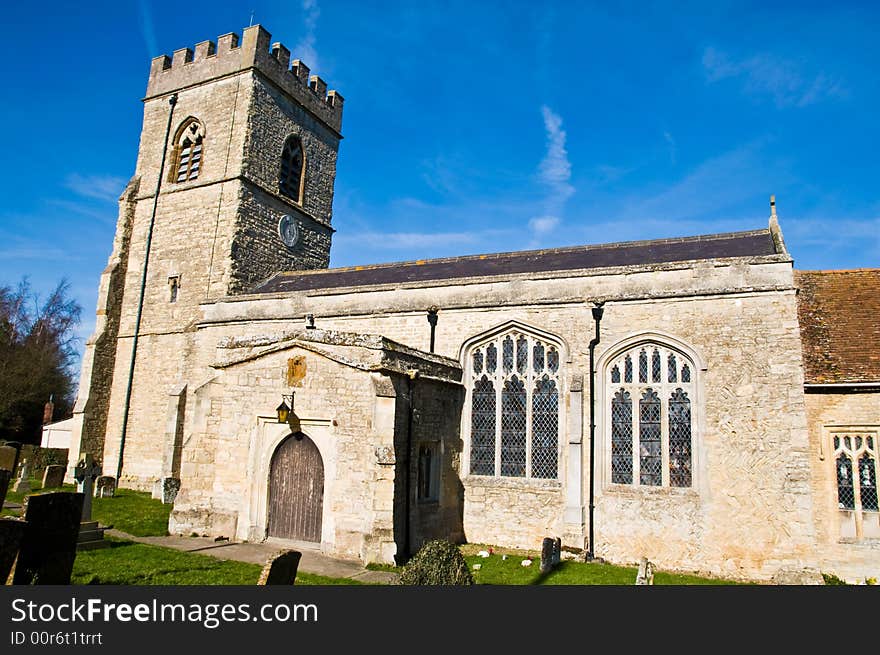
[74,454,101,521]
[257,550,302,585]
[540,537,562,574]
[12,491,83,584]
[635,557,655,585]
[95,476,116,498]
[0,517,27,584]
[161,477,181,504]
[0,469,11,507]
[13,459,31,494]
[42,465,66,490]
[74,454,108,550]
[0,445,16,473]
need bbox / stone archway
[267,432,324,543]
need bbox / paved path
[106,530,398,584]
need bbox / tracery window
[279,135,305,202]
[835,435,878,511]
[169,118,205,183]
[833,433,878,540]
[467,330,562,479]
[607,343,694,488]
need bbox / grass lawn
[91,488,171,537]
[72,539,365,585]
[457,544,746,585]
[3,480,171,536]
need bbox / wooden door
[267,432,324,542]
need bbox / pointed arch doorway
[267,431,324,543]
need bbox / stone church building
[69,25,879,582]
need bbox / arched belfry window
[606,342,695,488]
[466,327,563,480]
[169,118,205,183]
[279,136,305,202]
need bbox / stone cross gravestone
[12,491,84,584]
[74,454,101,521]
[0,517,27,584]
[13,459,31,494]
[42,465,66,490]
[635,557,655,585]
[73,454,109,550]
[257,550,303,585]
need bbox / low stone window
[466,329,562,480]
[607,343,694,488]
[833,431,879,539]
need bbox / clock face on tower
[278,214,301,250]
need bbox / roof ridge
[269,227,771,280]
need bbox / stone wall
[166,337,462,564]
[804,390,880,582]
[177,257,821,578]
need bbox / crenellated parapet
[146,24,344,134]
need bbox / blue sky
[1,1,877,355]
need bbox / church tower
[69,25,343,486]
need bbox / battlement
[146,25,343,134]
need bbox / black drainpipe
[427,307,439,353]
[115,93,178,487]
[587,301,604,561]
[402,371,417,562]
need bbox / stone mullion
[660,380,670,488]
[493,337,503,478]
[524,336,535,478]
[852,441,864,539]
[632,383,641,486]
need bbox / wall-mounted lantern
[276,391,301,432]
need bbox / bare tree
[0,278,82,443]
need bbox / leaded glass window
[467,329,562,479]
[469,377,495,475]
[611,389,633,484]
[500,377,527,477]
[833,432,878,515]
[639,389,662,486]
[668,388,692,487]
[532,377,559,479]
[606,342,696,488]
[280,136,305,201]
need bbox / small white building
[40,417,74,450]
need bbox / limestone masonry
[69,24,879,582]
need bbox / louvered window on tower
[169,118,205,184]
[467,330,562,480]
[280,136,305,202]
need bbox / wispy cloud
[64,174,127,203]
[528,216,559,235]
[702,47,845,108]
[137,0,158,56]
[663,130,677,165]
[529,106,574,240]
[295,0,321,71]
[538,106,575,200]
[335,230,482,250]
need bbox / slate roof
[795,269,880,384]
[254,228,779,294]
